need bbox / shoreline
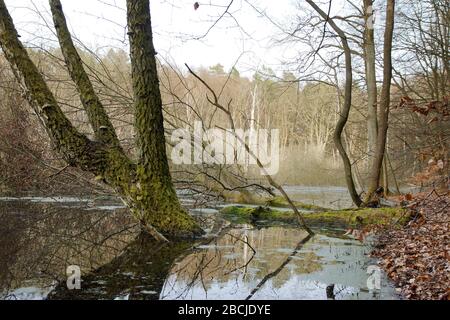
[371,190,449,300]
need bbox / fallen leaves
[344,228,373,242]
[373,192,450,300]
[372,191,450,300]
[405,193,414,201]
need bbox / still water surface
[0,189,398,300]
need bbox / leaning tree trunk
[0,0,201,240]
[365,0,396,203]
[306,0,362,207]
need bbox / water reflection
[161,227,396,300]
[0,200,138,299]
[0,198,398,300]
[48,233,195,300]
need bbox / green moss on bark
[50,0,120,146]
[0,0,202,239]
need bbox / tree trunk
[126,0,201,238]
[382,154,389,196]
[50,0,120,146]
[306,0,362,207]
[0,0,201,240]
[363,0,378,173]
[365,0,396,203]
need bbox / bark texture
[0,0,201,239]
[50,0,120,146]
[126,0,201,236]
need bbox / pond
[0,192,399,300]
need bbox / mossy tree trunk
[0,0,201,240]
[126,0,202,238]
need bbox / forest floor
[371,190,450,300]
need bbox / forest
[0,0,448,302]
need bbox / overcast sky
[4,0,351,76]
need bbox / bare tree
[306,0,362,207]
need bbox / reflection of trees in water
[0,201,138,299]
[48,216,230,300]
[246,234,313,300]
[162,227,320,299]
[48,234,196,300]
[1,202,324,300]
[0,202,229,300]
